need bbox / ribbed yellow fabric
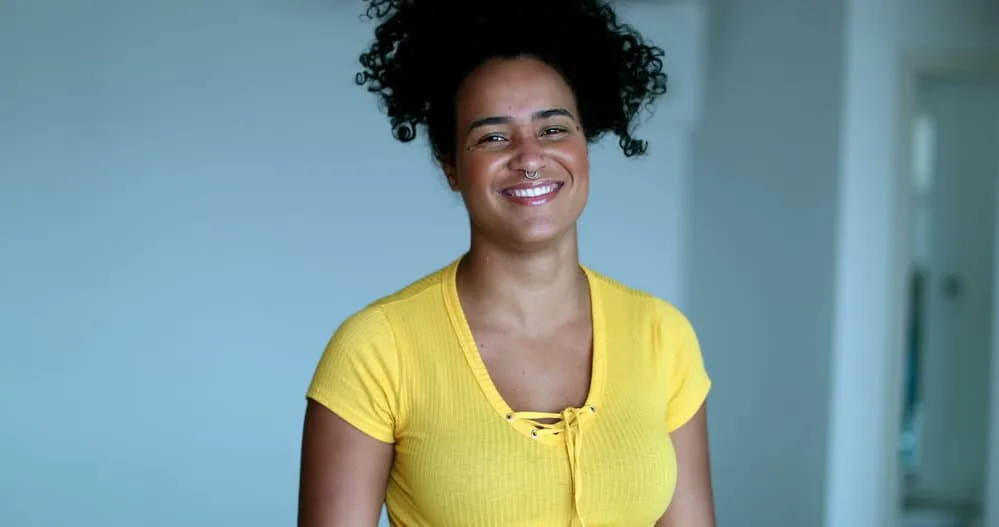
[307,256,711,527]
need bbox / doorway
[897,58,999,527]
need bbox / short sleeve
[661,303,712,432]
[306,306,400,444]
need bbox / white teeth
[508,184,559,198]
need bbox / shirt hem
[306,387,396,444]
[666,378,712,433]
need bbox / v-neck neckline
[441,255,607,442]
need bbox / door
[902,70,999,526]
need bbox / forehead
[455,57,578,121]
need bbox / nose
[507,135,547,174]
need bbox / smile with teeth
[503,183,563,199]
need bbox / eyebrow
[467,108,576,133]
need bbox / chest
[388,332,677,526]
[471,320,594,416]
[390,388,676,527]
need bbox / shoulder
[369,260,452,309]
[331,258,456,346]
[308,259,458,431]
[583,265,694,335]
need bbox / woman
[298,0,716,525]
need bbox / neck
[457,230,589,333]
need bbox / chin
[505,223,576,251]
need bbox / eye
[478,133,507,144]
[541,126,568,137]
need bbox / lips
[504,183,562,198]
[500,181,564,205]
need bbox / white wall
[0,1,700,525]
[825,2,905,525]
[689,0,999,526]
[827,0,999,526]
[687,1,846,525]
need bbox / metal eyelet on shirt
[530,429,539,439]
[589,405,597,413]
[505,413,513,421]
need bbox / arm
[299,307,400,526]
[657,402,716,527]
[298,399,394,527]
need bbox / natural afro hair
[355,0,669,162]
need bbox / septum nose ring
[524,170,541,180]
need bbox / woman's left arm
[657,402,717,527]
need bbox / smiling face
[444,56,590,251]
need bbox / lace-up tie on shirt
[506,404,597,526]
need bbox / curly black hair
[355,0,669,161]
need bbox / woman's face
[445,56,590,251]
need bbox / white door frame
[894,51,999,527]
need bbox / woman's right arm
[298,399,395,527]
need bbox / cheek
[560,142,590,176]
[455,156,498,191]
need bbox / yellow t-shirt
[307,257,711,527]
